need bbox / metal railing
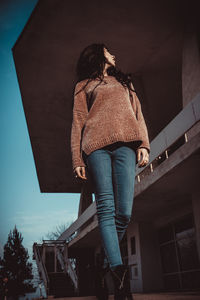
[33,242,49,294]
[58,93,200,243]
[56,247,78,291]
[33,240,78,295]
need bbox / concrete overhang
[11,0,194,193]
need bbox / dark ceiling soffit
[12,0,40,53]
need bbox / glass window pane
[158,214,200,292]
[163,274,181,291]
[176,233,200,271]
[174,214,194,234]
[160,242,178,273]
[158,225,174,244]
[181,271,200,289]
[176,227,194,240]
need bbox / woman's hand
[137,148,149,168]
[74,166,87,180]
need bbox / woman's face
[104,47,116,66]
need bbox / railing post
[42,244,46,266]
[33,243,49,296]
[54,244,57,273]
[64,243,68,268]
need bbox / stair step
[46,291,200,300]
[48,272,75,297]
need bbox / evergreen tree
[0,225,35,299]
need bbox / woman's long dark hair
[73,43,135,110]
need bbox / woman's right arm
[71,81,88,173]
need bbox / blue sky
[0,0,80,259]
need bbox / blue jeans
[83,145,136,269]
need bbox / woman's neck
[103,68,109,77]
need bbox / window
[130,264,138,279]
[158,213,200,291]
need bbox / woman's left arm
[130,82,150,155]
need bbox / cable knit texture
[71,76,150,171]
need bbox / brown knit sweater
[71,76,150,171]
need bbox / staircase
[48,272,75,297]
[33,241,78,297]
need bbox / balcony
[57,93,200,249]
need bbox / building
[12,0,200,298]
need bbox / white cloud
[7,210,78,258]
[10,209,77,236]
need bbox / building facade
[12,0,200,297]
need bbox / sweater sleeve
[130,82,151,154]
[71,81,88,171]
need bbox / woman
[71,43,150,300]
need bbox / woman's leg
[99,146,136,269]
[85,149,123,269]
[112,146,136,243]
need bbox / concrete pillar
[182,27,200,142]
[127,221,163,292]
[127,222,143,292]
[138,222,163,292]
[182,30,200,107]
[192,191,200,261]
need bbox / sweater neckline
[102,75,115,80]
[94,75,116,82]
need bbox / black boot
[95,264,110,300]
[110,264,133,300]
